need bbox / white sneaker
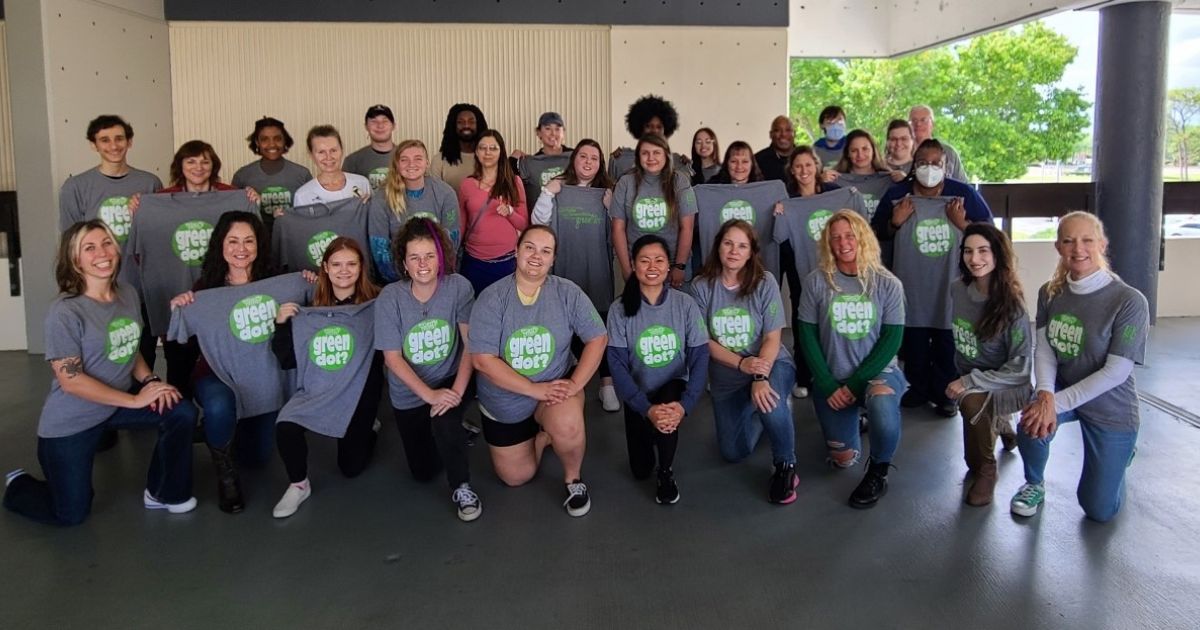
[272,480,311,518]
[599,385,620,412]
[791,385,809,399]
[452,483,482,522]
[143,489,197,514]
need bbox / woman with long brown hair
[458,129,528,295]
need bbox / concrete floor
[1,323,1199,629]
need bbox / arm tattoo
[54,356,85,379]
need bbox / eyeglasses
[695,139,715,146]
[477,145,501,153]
[914,159,944,168]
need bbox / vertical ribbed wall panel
[170,23,611,174]
[0,23,16,191]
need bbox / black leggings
[571,311,610,379]
[778,242,811,388]
[391,378,471,488]
[274,354,384,482]
[623,378,686,479]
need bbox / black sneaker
[936,401,959,418]
[655,468,680,505]
[564,479,591,517]
[848,460,892,509]
[900,391,928,408]
[768,463,799,505]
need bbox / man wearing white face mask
[812,105,847,173]
[909,105,968,182]
[872,139,992,418]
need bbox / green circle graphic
[105,317,140,364]
[172,220,213,267]
[504,325,555,376]
[636,324,680,368]
[228,294,278,344]
[404,318,455,366]
[310,325,355,371]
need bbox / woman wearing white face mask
[871,139,993,419]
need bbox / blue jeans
[1016,409,1138,522]
[3,402,197,526]
[194,375,276,467]
[710,360,797,466]
[461,251,516,297]
[811,366,907,465]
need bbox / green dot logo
[1048,313,1084,359]
[540,167,565,186]
[368,167,388,190]
[953,317,978,360]
[98,196,132,244]
[105,317,140,364]
[1121,324,1137,344]
[862,194,879,221]
[309,325,355,371]
[720,199,755,224]
[711,306,754,351]
[559,207,601,230]
[636,325,680,368]
[829,293,876,340]
[260,186,292,215]
[171,220,213,267]
[634,196,668,232]
[807,209,833,241]
[307,231,338,266]
[404,318,455,366]
[914,217,954,257]
[504,325,555,376]
[1012,326,1026,348]
[228,294,278,344]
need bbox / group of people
[3,96,1148,528]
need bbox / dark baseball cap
[537,112,564,128]
[365,104,395,123]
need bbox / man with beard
[433,103,489,191]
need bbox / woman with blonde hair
[1012,211,1148,522]
[797,210,906,508]
[368,139,460,282]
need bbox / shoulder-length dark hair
[696,219,765,299]
[471,129,522,205]
[169,140,223,188]
[392,216,456,278]
[620,235,672,318]
[690,127,720,185]
[563,138,613,188]
[710,141,763,184]
[834,129,888,174]
[438,103,489,166]
[784,145,829,197]
[198,211,273,289]
[633,134,680,222]
[56,220,120,296]
[958,223,1025,341]
[246,117,295,155]
[314,237,379,306]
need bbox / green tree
[789,21,1089,182]
[1167,88,1200,180]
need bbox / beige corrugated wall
[169,23,612,174]
[0,22,16,191]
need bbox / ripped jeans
[811,366,907,466]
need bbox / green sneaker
[1010,483,1045,517]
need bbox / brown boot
[966,464,997,507]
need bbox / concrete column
[6,0,173,353]
[1092,1,1170,320]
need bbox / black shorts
[482,415,539,447]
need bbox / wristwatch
[752,374,768,382]
[671,263,686,271]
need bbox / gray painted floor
[1,323,1198,629]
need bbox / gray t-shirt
[374,274,474,410]
[367,178,461,280]
[891,195,961,329]
[59,166,163,242]
[38,284,143,438]
[342,146,393,190]
[128,190,259,336]
[772,188,867,283]
[836,172,893,222]
[230,159,313,220]
[951,281,1032,375]
[694,181,787,278]
[687,272,793,397]
[941,141,968,182]
[606,288,708,393]
[272,198,371,273]
[798,268,905,381]
[518,153,572,213]
[168,273,312,418]
[469,274,606,423]
[813,143,842,170]
[277,301,377,437]
[543,186,613,314]
[608,150,694,181]
[1036,279,1149,430]
[610,171,698,259]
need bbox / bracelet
[141,374,162,385]
[737,356,748,371]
